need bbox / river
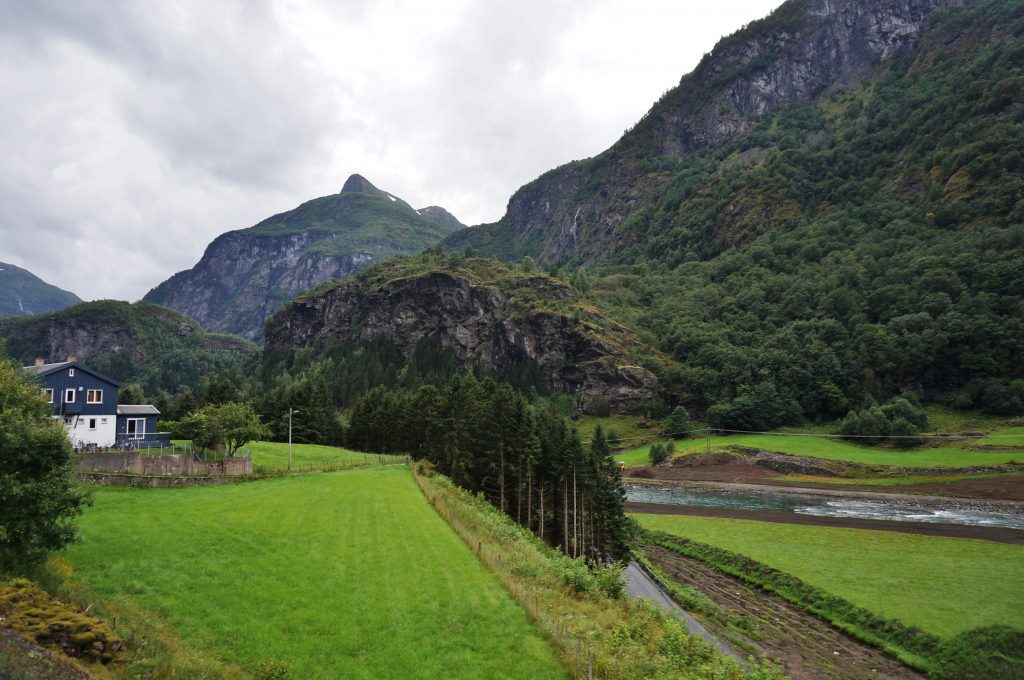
[625,483,1024,530]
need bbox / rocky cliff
[0,301,253,394]
[265,258,657,412]
[145,175,463,341]
[0,262,81,318]
[446,0,973,264]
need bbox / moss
[0,578,123,668]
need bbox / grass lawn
[632,513,1024,638]
[62,468,566,679]
[617,433,1024,468]
[246,440,405,471]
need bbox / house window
[64,388,75,403]
[88,418,97,430]
[43,388,54,403]
[69,368,75,377]
[101,418,108,424]
[87,389,103,404]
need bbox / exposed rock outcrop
[447,0,973,264]
[145,175,463,341]
[266,265,657,412]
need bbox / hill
[445,0,1024,421]
[0,300,254,395]
[264,253,658,412]
[145,174,465,342]
[0,261,81,318]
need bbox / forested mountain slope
[0,262,81,318]
[0,301,253,395]
[446,0,1024,423]
[145,175,464,342]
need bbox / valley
[2,0,1023,678]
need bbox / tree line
[347,374,632,559]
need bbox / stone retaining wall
[77,452,252,477]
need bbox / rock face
[145,175,463,341]
[446,0,972,264]
[0,300,253,392]
[266,268,656,412]
[0,261,81,318]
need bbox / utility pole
[288,408,299,471]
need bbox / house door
[127,418,146,438]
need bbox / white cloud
[0,0,782,301]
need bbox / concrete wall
[77,452,252,477]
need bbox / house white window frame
[88,418,97,430]
[68,368,75,377]
[44,388,54,403]
[64,388,76,403]
[126,417,146,438]
[87,389,103,404]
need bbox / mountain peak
[341,174,383,195]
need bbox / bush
[662,406,691,437]
[649,442,669,466]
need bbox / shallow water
[626,485,1024,530]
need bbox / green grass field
[62,468,566,679]
[170,440,405,472]
[632,514,1024,638]
[246,440,405,471]
[617,433,1024,468]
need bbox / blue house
[25,358,169,449]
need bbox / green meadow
[61,468,566,679]
[246,440,405,471]
[632,513,1024,638]
[616,433,1024,468]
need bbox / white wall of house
[56,414,117,447]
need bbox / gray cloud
[0,0,781,301]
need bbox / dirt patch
[672,453,739,467]
[632,460,780,483]
[0,627,92,680]
[631,454,1024,501]
[626,502,1024,544]
[642,544,925,680]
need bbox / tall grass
[412,464,784,680]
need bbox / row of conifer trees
[347,373,632,559]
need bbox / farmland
[60,468,567,679]
[616,432,1024,469]
[632,513,1024,638]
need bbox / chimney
[66,354,77,362]
[34,358,45,367]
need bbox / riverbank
[626,502,1024,544]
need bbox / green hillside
[0,261,81,318]
[0,300,253,395]
[144,175,464,341]
[449,0,1024,423]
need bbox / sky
[0,0,782,302]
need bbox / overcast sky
[0,0,782,301]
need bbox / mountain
[446,0,979,264]
[145,175,464,342]
[0,301,254,395]
[264,254,658,412]
[445,0,1024,423]
[0,262,81,318]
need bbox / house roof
[118,405,161,416]
[23,360,123,388]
